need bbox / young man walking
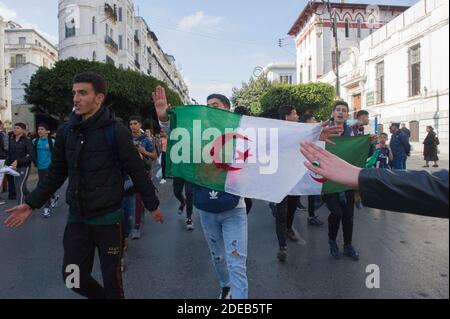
[33,123,59,217]
[5,72,163,299]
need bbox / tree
[24,58,182,128]
[231,74,273,115]
[259,82,336,120]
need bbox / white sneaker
[186,219,194,231]
[51,195,60,208]
[159,179,167,184]
[43,208,51,218]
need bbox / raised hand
[152,85,169,121]
[300,141,361,188]
[319,120,343,145]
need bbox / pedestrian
[6,131,16,201]
[0,120,8,205]
[299,113,324,227]
[300,141,448,218]
[423,126,439,168]
[324,101,359,261]
[159,130,167,184]
[128,116,158,239]
[173,177,194,230]
[351,110,369,136]
[32,123,59,218]
[154,87,248,299]
[5,72,163,299]
[389,123,411,169]
[5,123,34,205]
[374,133,393,168]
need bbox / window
[19,37,26,45]
[299,65,303,84]
[408,45,421,97]
[331,51,341,71]
[65,19,76,38]
[92,17,96,34]
[308,57,312,82]
[357,19,362,38]
[16,54,26,66]
[118,7,123,22]
[345,19,350,38]
[92,51,96,61]
[279,75,293,84]
[106,55,114,65]
[369,18,374,34]
[118,35,123,50]
[375,61,385,103]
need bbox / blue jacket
[390,130,410,159]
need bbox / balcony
[134,34,140,46]
[104,3,117,22]
[105,35,119,53]
[135,60,140,69]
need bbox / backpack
[193,184,240,213]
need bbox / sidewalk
[407,153,449,171]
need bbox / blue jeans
[122,195,136,239]
[391,156,406,169]
[199,207,248,299]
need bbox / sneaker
[286,228,300,242]
[308,216,324,226]
[131,229,141,239]
[159,179,167,184]
[277,246,288,262]
[178,203,185,215]
[50,195,59,208]
[328,240,340,259]
[43,208,51,218]
[343,244,360,261]
[186,218,194,231]
[219,287,232,299]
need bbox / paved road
[0,155,448,299]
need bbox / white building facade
[288,1,409,86]
[320,0,449,154]
[0,21,58,127]
[58,0,190,104]
[264,62,297,84]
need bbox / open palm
[5,204,33,228]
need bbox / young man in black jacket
[5,123,34,205]
[5,73,164,299]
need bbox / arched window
[345,19,350,38]
[92,17,96,34]
[357,19,362,38]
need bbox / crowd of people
[2,72,448,300]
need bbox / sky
[0,0,417,103]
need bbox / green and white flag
[166,105,369,203]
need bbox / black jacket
[359,169,448,218]
[5,135,34,168]
[26,106,160,218]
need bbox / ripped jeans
[199,207,248,299]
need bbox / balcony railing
[105,35,119,53]
[104,3,117,22]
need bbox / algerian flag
[166,106,370,202]
[166,105,322,203]
[289,135,371,195]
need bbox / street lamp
[309,0,340,98]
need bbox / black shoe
[344,244,359,261]
[328,240,340,259]
[277,246,287,262]
[219,287,231,299]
